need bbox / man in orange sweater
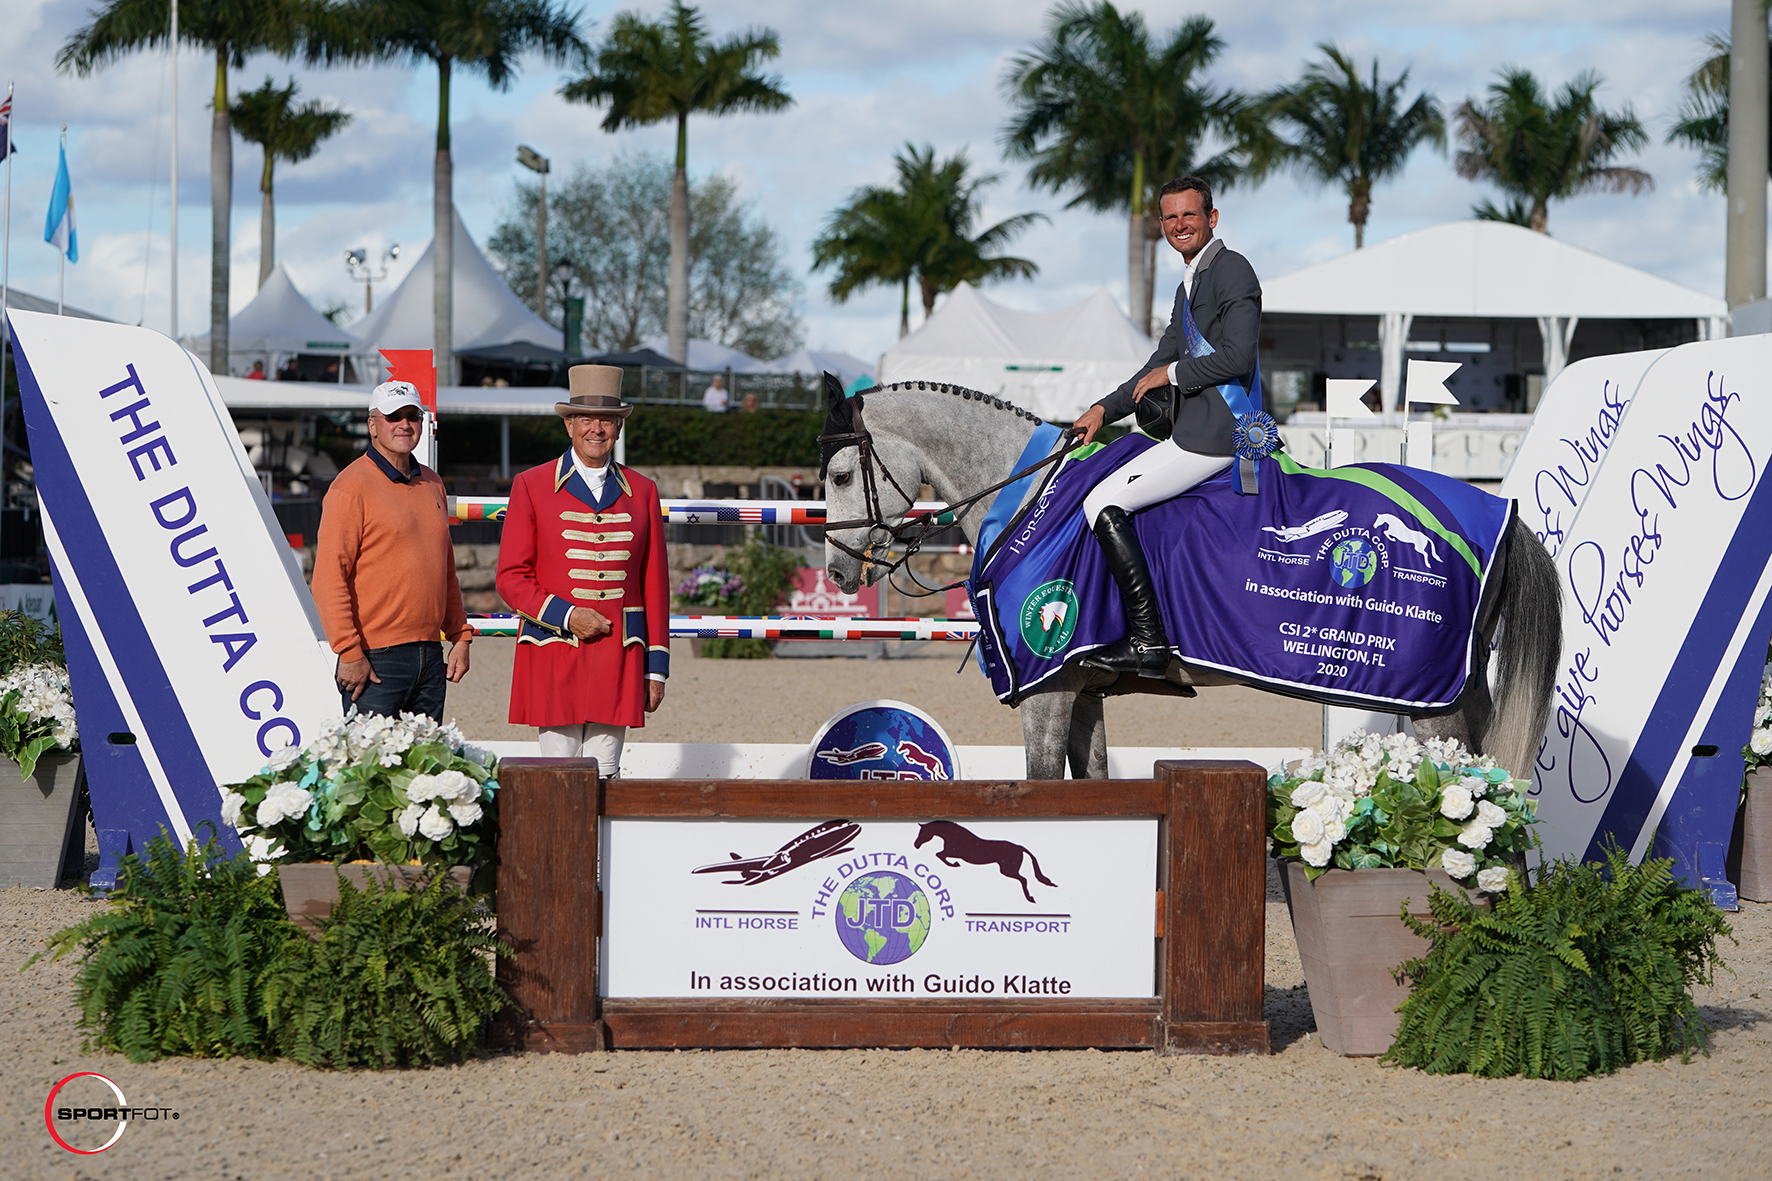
[313,381,472,720]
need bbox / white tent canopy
[766,347,872,387]
[640,335,772,373]
[354,210,563,367]
[183,264,361,372]
[878,283,1154,420]
[1261,220,1730,397]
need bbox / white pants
[538,723,626,777]
[1082,440,1234,526]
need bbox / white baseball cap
[370,381,424,416]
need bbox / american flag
[0,90,12,163]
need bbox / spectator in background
[246,360,268,380]
[702,373,729,413]
[741,392,759,413]
[279,357,301,382]
[313,381,472,720]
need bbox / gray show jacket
[1093,237,1262,457]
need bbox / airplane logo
[1260,510,1348,544]
[896,740,949,780]
[691,820,863,885]
[815,742,887,766]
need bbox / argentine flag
[45,140,77,263]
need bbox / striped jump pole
[465,614,980,642]
[449,496,959,527]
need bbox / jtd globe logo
[1328,537,1379,588]
[834,870,931,964]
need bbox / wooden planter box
[1279,861,1487,1056]
[1741,768,1772,903]
[277,863,473,936]
[0,752,83,889]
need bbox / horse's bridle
[816,394,1081,595]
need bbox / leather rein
[814,394,1081,597]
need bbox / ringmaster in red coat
[497,365,668,776]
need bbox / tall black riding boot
[1080,506,1173,679]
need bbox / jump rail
[466,613,979,641]
[449,496,956,527]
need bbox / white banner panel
[10,311,338,861]
[1528,335,1772,875]
[602,818,1157,998]
[1499,349,1665,557]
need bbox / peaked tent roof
[3,289,112,322]
[767,347,873,387]
[640,334,772,373]
[1261,220,1726,319]
[879,283,1154,420]
[354,210,563,354]
[184,263,359,357]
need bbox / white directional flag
[1404,359,1461,405]
[1324,378,1376,419]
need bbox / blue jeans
[342,640,447,722]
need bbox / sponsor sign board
[1506,336,1772,881]
[601,816,1157,999]
[806,699,960,780]
[9,312,338,878]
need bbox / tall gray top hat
[556,364,633,418]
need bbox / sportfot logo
[44,1072,180,1154]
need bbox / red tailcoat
[497,453,670,728]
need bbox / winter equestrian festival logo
[834,870,932,964]
[1018,579,1079,657]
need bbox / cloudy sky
[0,0,1742,364]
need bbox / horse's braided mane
[874,380,1043,423]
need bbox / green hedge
[624,406,824,467]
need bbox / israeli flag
[44,140,77,263]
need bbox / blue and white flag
[45,139,76,263]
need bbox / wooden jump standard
[494,759,1271,1055]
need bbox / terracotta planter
[1741,768,1772,903]
[277,863,474,936]
[0,752,83,889]
[1280,861,1488,1056]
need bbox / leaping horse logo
[914,821,1056,903]
[1373,513,1440,565]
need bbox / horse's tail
[1025,848,1057,889]
[1484,518,1561,781]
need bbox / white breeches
[538,722,626,777]
[1082,440,1235,525]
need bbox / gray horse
[820,379,1561,781]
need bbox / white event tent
[353,210,563,377]
[182,263,364,379]
[878,283,1154,420]
[639,335,772,373]
[1260,220,1729,407]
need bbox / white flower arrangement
[221,710,498,870]
[0,662,80,778]
[1744,657,1772,775]
[1268,730,1536,891]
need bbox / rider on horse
[1071,176,1264,680]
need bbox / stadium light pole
[517,145,550,320]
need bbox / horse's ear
[823,371,846,414]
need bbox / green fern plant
[32,830,295,1062]
[266,871,509,1069]
[1382,845,1732,1079]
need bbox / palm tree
[58,0,322,372]
[231,78,350,288]
[1667,31,1772,192]
[1260,45,1443,248]
[1454,67,1652,233]
[1002,2,1245,335]
[812,144,1043,338]
[350,0,583,381]
[562,1,791,365]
